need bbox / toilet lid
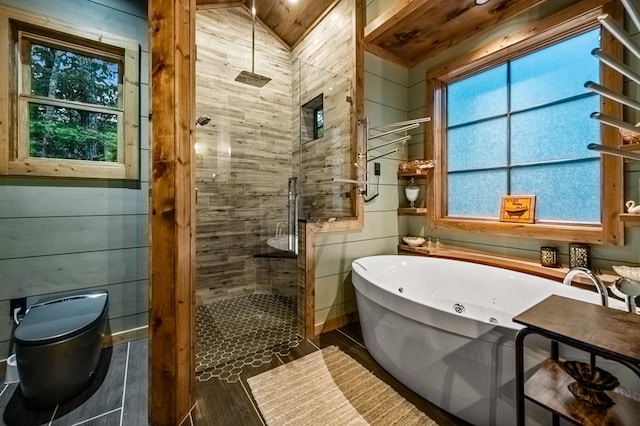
[14,291,108,346]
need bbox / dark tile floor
[0,324,468,426]
[0,339,147,426]
[190,323,470,426]
[195,294,302,383]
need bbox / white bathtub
[352,255,639,426]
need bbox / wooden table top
[513,295,640,364]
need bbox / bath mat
[247,345,438,425]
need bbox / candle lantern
[569,243,590,269]
[540,247,559,268]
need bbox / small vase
[405,178,420,208]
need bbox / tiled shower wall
[194,7,293,303]
[194,1,358,304]
[293,0,355,220]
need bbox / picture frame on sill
[500,195,536,223]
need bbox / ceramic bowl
[402,236,425,247]
[612,265,640,282]
[561,360,619,390]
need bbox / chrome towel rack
[586,5,640,161]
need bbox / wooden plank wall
[292,0,364,334]
[194,7,293,303]
[292,0,357,220]
[0,0,149,357]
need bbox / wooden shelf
[398,171,430,178]
[620,213,640,227]
[397,207,427,215]
[525,359,639,426]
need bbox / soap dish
[402,236,425,247]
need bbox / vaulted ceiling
[196,0,573,67]
[195,0,336,48]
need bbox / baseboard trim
[103,325,149,347]
[314,311,358,336]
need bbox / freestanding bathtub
[352,255,638,426]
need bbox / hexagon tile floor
[195,293,302,383]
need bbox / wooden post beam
[149,0,196,424]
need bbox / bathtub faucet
[562,267,609,307]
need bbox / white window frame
[0,5,139,180]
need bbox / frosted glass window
[511,95,600,164]
[511,30,600,110]
[448,117,508,171]
[448,170,506,218]
[446,29,600,223]
[511,161,600,222]
[448,64,507,127]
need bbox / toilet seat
[15,292,108,346]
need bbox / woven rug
[247,345,438,425]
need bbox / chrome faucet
[562,267,609,307]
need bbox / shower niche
[301,94,324,143]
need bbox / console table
[514,295,640,425]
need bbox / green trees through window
[26,41,121,162]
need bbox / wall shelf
[620,213,640,227]
[398,167,432,214]
[398,171,430,178]
[397,207,428,215]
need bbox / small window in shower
[301,94,323,143]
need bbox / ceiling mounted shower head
[195,115,211,126]
[234,0,271,87]
[235,71,271,87]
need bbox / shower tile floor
[195,293,302,383]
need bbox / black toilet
[13,290,109,408]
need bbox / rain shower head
[235,0,271,88]
[195,115,211,126]
[235,71,271,87]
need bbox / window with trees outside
[429,11,623,245]
[0,8,139,180]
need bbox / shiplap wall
[0,0,149,357]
